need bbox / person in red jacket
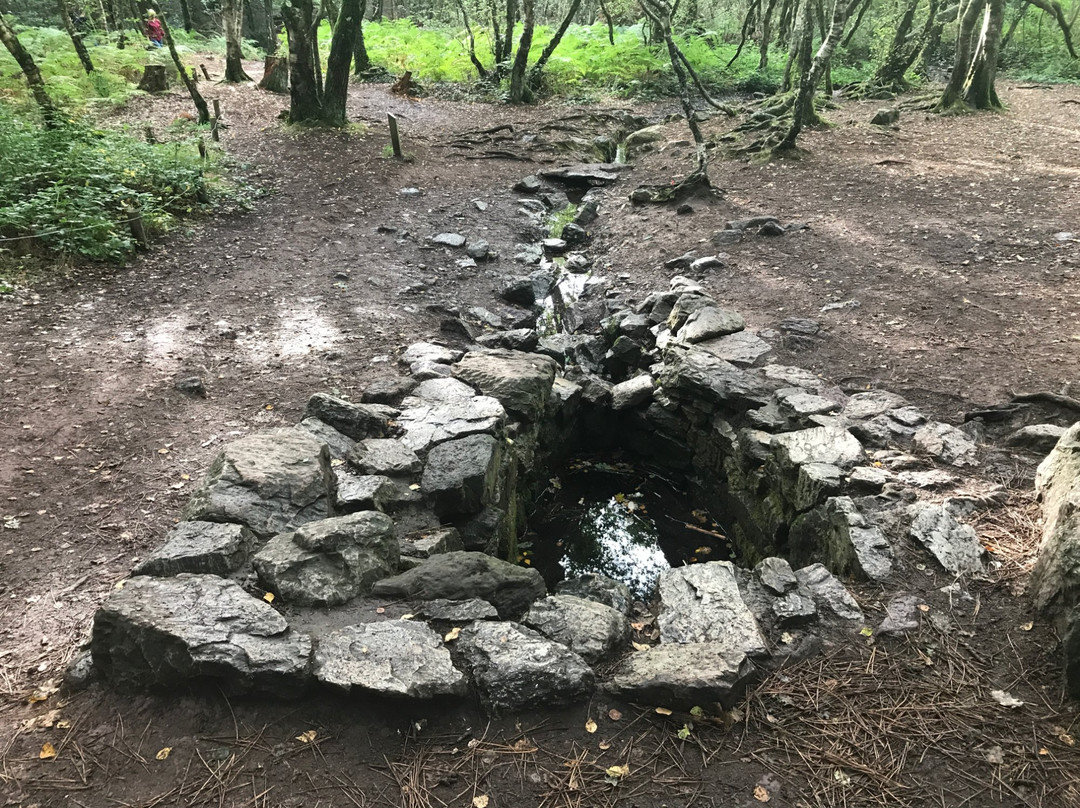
[145,10,164,47]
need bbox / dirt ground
[2,60,1080,807]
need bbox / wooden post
[388,112,402,159]
[200,63,211,79]
[190,65,199,83]
[211,99,221,141]
[126,205,148,248]
[198,139,207,160]
[144,125,156,144]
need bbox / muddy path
[2,70,1080,807]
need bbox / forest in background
[0,0,1078,267]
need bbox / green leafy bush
[0,108,215,261]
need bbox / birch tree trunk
[223,0,253,81]
[0,12,58,126]
[322,0,362,126]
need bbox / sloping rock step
[90,275,1016,712]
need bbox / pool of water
[525,459,734,600]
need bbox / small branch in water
[682,522,727,540]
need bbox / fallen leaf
[689,706,704,717]
[607,709,622,721]
[753,784,771,802]
[918,604,930,612]
[444,626,461,642]
[833,769,851,786]
[1020,621,1033,631]
[677,724,692,740]
[986,745,1004,765]
[296,730,317,743]
[400,613,415,620]
[409,483,421,491]
[654,707,673,716]
[1039,747,1051,756]
[780,632,795,644]
[598,740,611,750]
[630,621,645,631]
[39,743,56,760]
[156,747,172,760]
[991,690,1024,709]
[605,764,629,779]
[632,641,650,652]
[585,718,598,734]
[376,607,386,614]
[472,796,489,808]
[1053,726,1076,746]
[263,592,274,603]
[56,720,71,729]
[859,627,873,637]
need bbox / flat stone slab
[181,427,336,538]
[842,391,908,420]
[657,562,768,657]
[313,622,466,698]
[557,574,633,616]
[396,396,506,455]
[695,331,773,367]
[402,342,463,366]
[133,521,257,577]
[773,426,864,471]
[371,551,546,619]
[92,574,311,695]
[421,433,499,518]
[452,350,558,422]
[524,595,631,665]
[795,564,863,622]
[349,438,422,476]
[659,345,775,410]
[297,417,357,459]
[677,306,746,344]
[914,421,978,467]
[908,503,985,574]
[607,642,755,709]
[455,621,595,712]
[304,393,397,442]
[611,375,654,410]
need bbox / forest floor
[2,59,1080,808]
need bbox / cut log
[137,64,169,93]
[258,55,289,93]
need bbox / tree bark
[353,0,372,75]
[759,0,779,69]
[598,0,614,44]
[149,4,210,122]
[527,0,581,90]
[455,0,488,78]
[282,0,323,122]
[507,0,534,102]
[322,0,362,125]
[58,0,95,74]
[0,12,59,126]
[223,0,253,81]
[178,0,193,31]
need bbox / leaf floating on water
[472,796,489,808]
[296,730,317,743]
[444,626,461,642]
[753,784,771,802]
[614,492,626,504]
[991,690,1024,709]
[608,709,622,721]
[155,747,172,760]
[39,743,57,760]
[584,718,598,734]
[263,592,275,603]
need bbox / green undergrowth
[0,108,239,262]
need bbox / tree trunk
[598,0,614,44]
[505,0,518,64]
[776,0,860,152]
[527,0,581,90]
[353,0,371,75]
[322,0,362,125]
[964,0,1004,109]
[58,0,95,74]
[759,0,779,69]
[455,0,488,78]
[262,0,278,51]
[0,12,59,126]
[282,0,323,122]
[1001,1,1030,51]
[178,0,193,31]
[223,0,252,81]
[507,0,534,103]
[259,55,290,91]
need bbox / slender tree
[353,0,372,75]
[322,0,362,125]
[223,0,253,81]
[506,0,534,102]
[258,0,289,91]
[58,0,95,74]
[151,3,211,123]
[0,12,59,126]
[282,0,323,122]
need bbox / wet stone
[557,573,634,616]
[657,562,768,658]
[298,416,357,459]
[418,597,500,622]
[313,622,466,698]
[305,393,396,441]
[795,564,863,622]
[421,433,499,518]
[454,621,595,712]
[524,595,631,665]
[133,522,257,578]
[349,439,422,476]
[399,526,464,559]
[607,642,755,709]
[335,472,394,513]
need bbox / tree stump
[258,56,289,93]
[137,64,169,93]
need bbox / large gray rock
[181,427,336,537]
[349,438,422,476]
[421,433,499,517]
[657,563,768,657]
[695,331,772,368]
[842,391,908,420]
[908,503,984,574]
[92,574,311,695]
[1006,424,1068,454]
[607,642,756,709]
[452,350,558,422]
[133,522,257,577]
[773,427,864,471]
[611,375,654,410]
[396,395,506,455]
[297,417,357,459]
[371,551,546,619]
[676,306,746,344]
[790,497,893,581]
[253,512,398,606]
[402,342,464,366]
[304,393,395,441]
[795,564,863,622]
[659,345,775,410]
[313,622,466,698]
[1029,424,1080,694]
[913,422,978,467]
[557,574,634,616]
[454,621,595,712]
[524,595,631,665]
